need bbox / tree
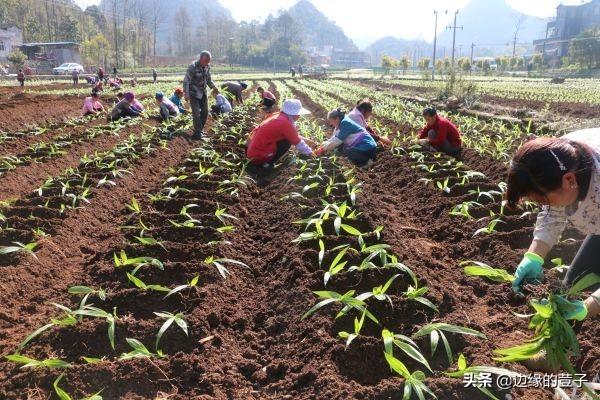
[569,28,600,70]
[418,57,430,71]
[149,0,167,62]
[482,59,491,75]
[458,57,471,73]
[381,55,400,76]
[82,34,111,67]
[531,53,544,70]
[400,56,411,75]
[57,15,80,41]
[173,6,192,56]
[511,13,527,58]
[7,49,27,69]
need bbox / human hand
[554,296,588,321]
[314,147,325,157]
[512,252,544,294]
[379,136,392,146]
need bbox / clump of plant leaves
[413,322,487,365]
[494,273,600,379]
[461,261,514,283]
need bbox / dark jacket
[183,61,216,100]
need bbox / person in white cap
[247,99,316,168]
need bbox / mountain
[287,0,357,51]
[366,37,433,63]
[435,0,548,57]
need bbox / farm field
[0,76,598,400]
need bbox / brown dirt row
[0,119,153,202]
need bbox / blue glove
[512,252,545,294]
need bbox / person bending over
[221,81,248,105]
[170,87,186,114]
[210,89,232,116]
[417,107,462,158]
[316,109,378,168]
[347,98,392,146]
[110,92,142,121]
[155,91,179,121]
[82,91,105,116]
[247,99,315,168]
[257,86,277,109]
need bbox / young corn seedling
[71,305,118,350]
[134,235,166,250]
[203,256,248,279]
[383,352,436,400]
[494,273,600,378]
[68,286,108,320]
[473,216,504,237]
[383,328,432,372]
[164,275,199,299]
[412,323,487,365]
[194,162,215,179]
[5,354,71,370]
[0,241,39,259]
[449,201,481,220]
[323,245,350,286]
[126,197,142,214]
[461,261,514,283]
[154,311,188,350]
[435,177,452,194]
[338,309,366,348]
[468,187,501,202]
[404,282,439,313]
[119,338,164,360]
[355,274,401,308]
[302,290,379,325]
[114,250,164,275]
[53,374,103,400]
[126,273,170,295]
[445,354,522,400]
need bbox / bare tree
[511,12,527,58]
[149,0,167,63]
[173,6,192,56]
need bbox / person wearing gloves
[347,98,392,147]
[315,109,378,168]
[155,91,179,121]
[170,88,186,114]
[417,107,462,158]
[507,131,600,295]
[183,50,218,140]
[247,99,315,168]
[210,89,232,116]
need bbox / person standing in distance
[183,51,218,140]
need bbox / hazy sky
[74,0,584,47]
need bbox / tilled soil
[0,86,597,400]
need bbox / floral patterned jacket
[534,128,600,247]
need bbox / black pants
[343,147,377,167]
[262,98,276,107]
[427,129,461,158]
[190,94,208,135]
[270,140,292,165]
[211,104,223,116]
[564,234,600,288]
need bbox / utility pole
[541,23,550,66]
[470,43,475,75]
[432,10,439,80]
[113,0,119,70]
[447,10,463,69]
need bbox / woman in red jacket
[247,99,316,168]
[417,107,462,158]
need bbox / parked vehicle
[52,63,85,75]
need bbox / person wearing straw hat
[247,99,316,168]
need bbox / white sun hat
[281,99,311,116]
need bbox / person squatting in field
[155,91,180,121]
[210,88,232,117]
[417,107,462,158]
[257,86,277,110]
[506,131,600,369]
[170,88,187,114]
[221,81,248,107]
[82,91,105,116]
[315,108,378,168]
[183,50,218,140]
[246,99,316,168]
[110,92,142,121]
[347,98,392,147]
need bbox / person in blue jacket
[315,108,377,167]
[170,87,186,114]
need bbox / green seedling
[384,352,436,400]
[473,217,504,236]
[5,354,71,369]
[383,328,432,372]
[436,177,451,194]
[126,197,142,214]
[449,201,481,219]
[0,241,39,259]
[445,354,522,400]
[164,275,200,299]
[413,323,487,365]
[404,282,439,313]
[113,250,164,274]
[119,338,164,360]
[203,256,248,279]
[494,273,600,378]
[461,261,514,283]
[154,311,188,350]
[323,245,350,286]
[355,274,401,307]
[134,235,166,250]
[302,289,379,325]
[71,305,117,350]
[53,373,103,400]
[338,309,366,348]
[126,273,170,295]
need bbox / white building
[0,27,23,61]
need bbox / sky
[74,0,586,48]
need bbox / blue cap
[155,91,164,99]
